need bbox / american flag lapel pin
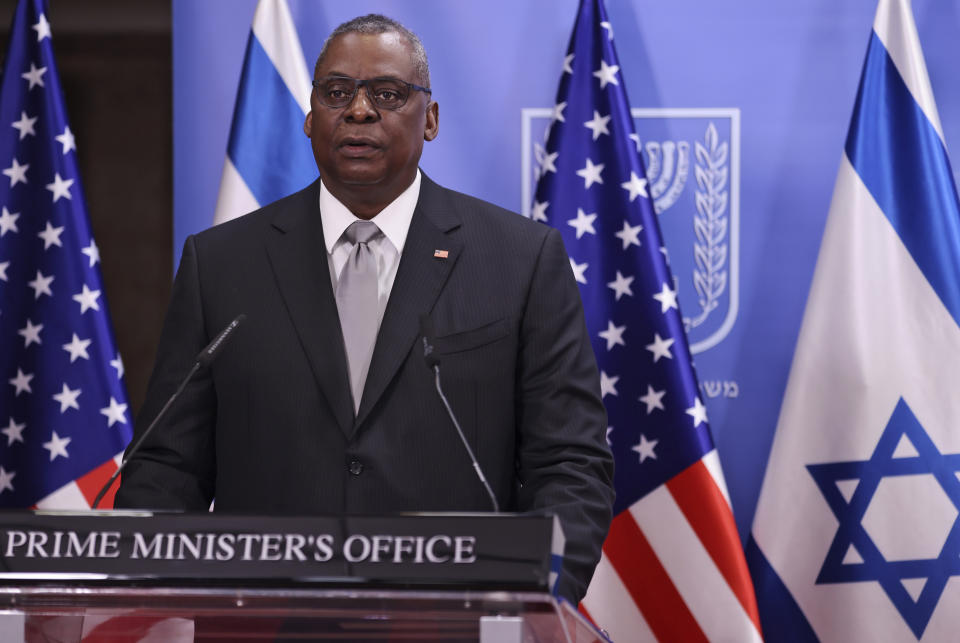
[433,249,449,259]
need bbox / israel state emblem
[521,108,740,353]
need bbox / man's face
[304,32,439,215]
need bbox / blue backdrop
[172,0,960,538]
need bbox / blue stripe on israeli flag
[213,0,316,225]
[846,32,960,326]
[744,537,818,642]
[226,34,317,208]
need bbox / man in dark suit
[116,14,613,603]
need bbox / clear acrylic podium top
[0,585,607,642]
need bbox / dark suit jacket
[115,174,614,602]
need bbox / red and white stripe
[581,450,762,642]
[34,454,123,510]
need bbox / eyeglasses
[312,75,432,110]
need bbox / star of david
[807,397,960,639]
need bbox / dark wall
[0,0,172,417]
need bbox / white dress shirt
[319,170,421,326]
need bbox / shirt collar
[319,169,421,254]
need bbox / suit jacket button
[348,459,364,476]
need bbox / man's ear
[304,111,313,137]
[424,101,439,142]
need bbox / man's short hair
[314,14,431,88]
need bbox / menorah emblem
[637,138,690,215]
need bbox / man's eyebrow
[319,72,408,81]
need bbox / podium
[0,511,608,642]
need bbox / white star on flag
[639,385,666,414]
[52,383,81,413]
[8,369,33,396]
[0,261,8,281]
[110,354,125,379]
[620,171,648,201]
[37,221,64,249]
[568,208,597,239]
[552,101,567,123]
[607,270,634,300]
[592,59,619,88]
[0,467,14,493]
[632,434,658,463]
[0,207,19,235]
[2,419,26,446]
[570,258,588,284]
[600,371,620,398]
[46,172,74,202]
[686,397,709,428]
[652,282,679,313]
[21,62,47,89]
[645,332,675,362]
[562,53,574,74]
[27,269,54,299]
[531,201,549,223]
[540,151,558,175]
[100,397,128,428]
[42,431,71,461]
[11,111,37,139]
[598,320,626,350]
[32,13,51,41]
[17,319,43,347]
[600,21,614,40]
[605,426,613,445]
[3,158,29,186]
[614,220,642,249]
[81,239,100,266]
[584,110,611,140]
[55,126,75,154]
[62,334,91,363]
[576,158,605,189]
[629,132,642,153]
[73,284,101,313]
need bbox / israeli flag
[212,0,317,224]
[747,0,960,640]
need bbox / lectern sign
[0,512,562,592]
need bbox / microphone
[92,314,247,509]
[419,315,499,512]
[196,314,245,367]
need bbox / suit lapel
[265,181,355,437]
[356,176,463,427]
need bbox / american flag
[532,1,762,640]
[0,0,131,509]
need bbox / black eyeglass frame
[311,75,432,110]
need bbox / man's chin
[338,175,386,187]
[329,162,388,186]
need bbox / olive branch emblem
[684,122,728,331]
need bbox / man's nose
[344,85,379,121]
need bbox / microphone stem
[433,365,500,512]
[91,361,202,509]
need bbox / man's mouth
[339,137,381,155]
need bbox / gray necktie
[336,220,381,413]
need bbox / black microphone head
[196,314,246,368]
[419,314,440,369]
